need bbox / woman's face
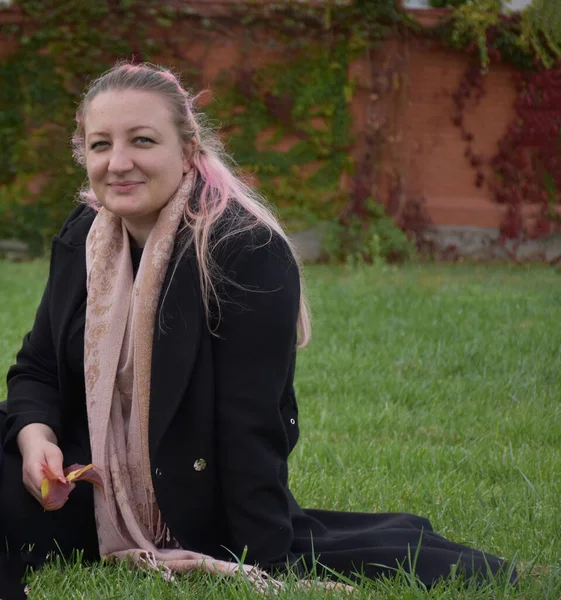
[84,89,190,242]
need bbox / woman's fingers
[22,441,65,504]
[43,444,65,481]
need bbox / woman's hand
[17,423,65,504]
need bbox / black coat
[4,203,302,568]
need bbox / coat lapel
[49,213,92,350]
[149,250,203,459]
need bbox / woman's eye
[90,141,109,150]
[135,136,155,145]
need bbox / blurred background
[0,0,559,263]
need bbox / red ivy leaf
[40,463,103,511]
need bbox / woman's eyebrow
[87,126,158,139]
[127,125,158,134]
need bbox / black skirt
[0,404,515,599]
[0,405,99,600]
[290,502,514,585]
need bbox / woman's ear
[183,141,196,173]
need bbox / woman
[0,62,514,598]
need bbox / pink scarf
[84,170,276,589]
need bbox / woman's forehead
[85,90,174,132]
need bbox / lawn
[1,261,560,599]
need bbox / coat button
[290,418,296,425]
[193,459,207,472]
[155,468,163,478]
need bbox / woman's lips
[109,182,143,193]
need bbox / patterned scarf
[83,170,277,589]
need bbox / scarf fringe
[132,551,354,596]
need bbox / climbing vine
[490,68,561,252]
[419,0,561,257]
[206,43,353,228]
[0,0,176,251]
[0,0,414,262]
[518,0,561,69]
[2,0,559,261]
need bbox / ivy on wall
[214,0,418,261]
[207,43,353,228]
[432,0,561,252]
[0,0,413,262]
[0,0,173,251]
[518,0,561,69]
[1,0,559,261]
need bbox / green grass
[1,261,560,599]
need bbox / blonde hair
[71,61,310,346]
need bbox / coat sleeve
[3,273,61,451]
[212,229,301,569]
[3,204,88,452]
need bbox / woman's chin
[102,197,145,219]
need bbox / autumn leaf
[64,463,104,488]
[40,463,103,511]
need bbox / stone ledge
[288,224,561,263]
[423,225,561,262]
[2,225,560,263]
[0,239,29,260]
[287,225,326,263]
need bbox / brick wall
[0,4,525,230]
[350,36,520,228]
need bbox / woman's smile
[108,181,144,193]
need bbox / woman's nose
[108,147,134,173]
